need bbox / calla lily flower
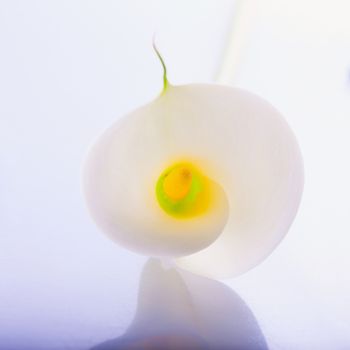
[83,47,303,279]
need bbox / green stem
[153,41,168,92]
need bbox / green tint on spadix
[156,162,211,219]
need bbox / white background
[1,0,350,349]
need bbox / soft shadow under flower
[91,259,268,350]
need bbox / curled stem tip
[152,39,168,92]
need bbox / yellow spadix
[156,162,211,219]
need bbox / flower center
[163,166,192,201]
[156,162,211,218]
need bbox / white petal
[83,84,303,276]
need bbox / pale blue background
[1,0,350,349]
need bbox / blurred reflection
[92,259,268,350]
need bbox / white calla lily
[83,51,303,278]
